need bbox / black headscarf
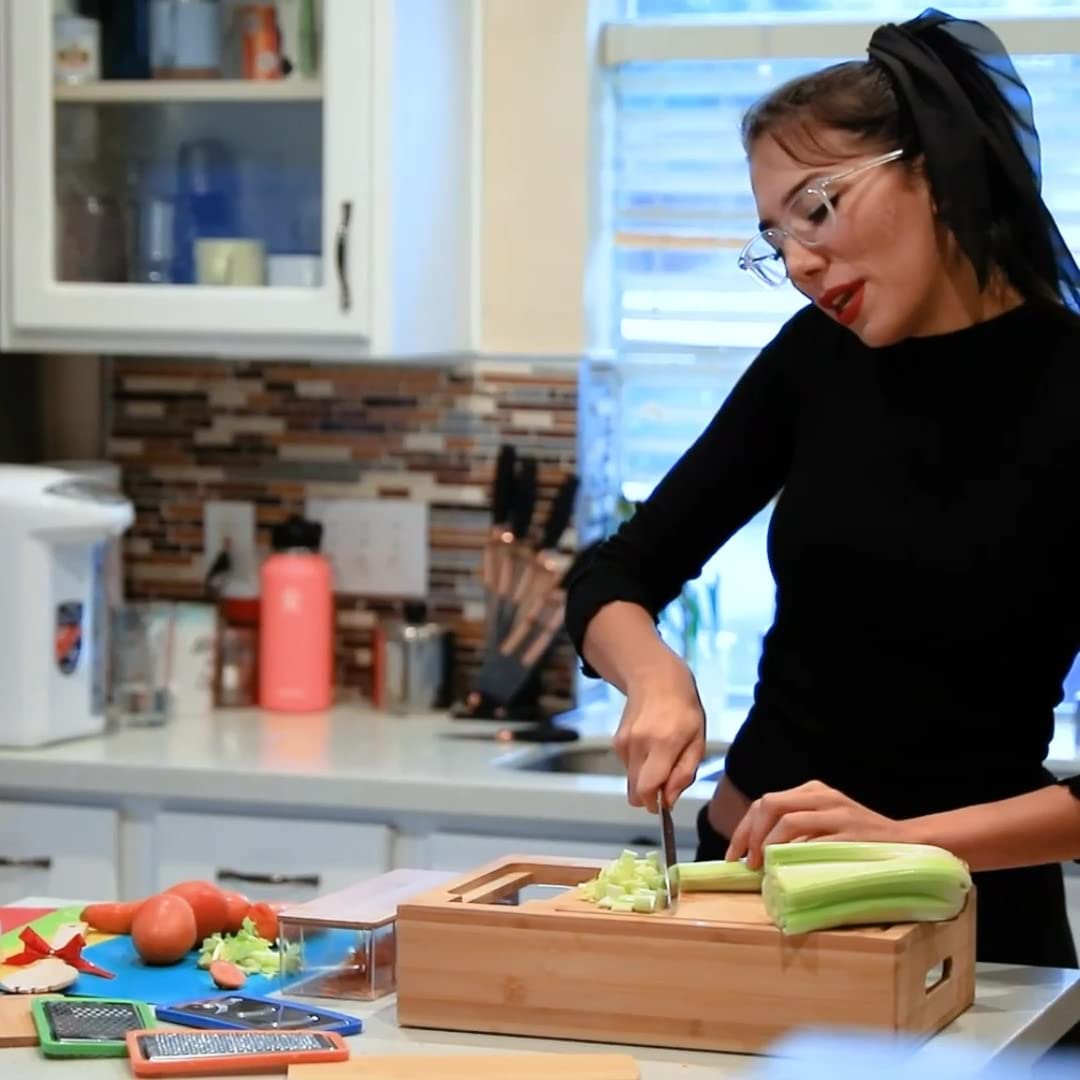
[867,7,1080,312]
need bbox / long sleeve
[564,307,818,676]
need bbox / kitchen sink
[500,742,727,784]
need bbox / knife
[494,457,538,640]
[481,445,517,591]
[509,472,579,615]
[658,791,680,912]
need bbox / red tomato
[221,890,251,934]
[132,894,197,965]
[164,881,229,942]
[246,901,279,942]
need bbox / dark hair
[740,60,1066,310]
[741,61,911,164]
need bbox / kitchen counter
[1,702,1078,835]
[0,705,723,836]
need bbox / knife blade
[658,791,680,912]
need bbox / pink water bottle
[259,515,334,712]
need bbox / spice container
[276,870,453,1002]
[214,597,259,708]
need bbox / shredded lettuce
[198,916,299,977]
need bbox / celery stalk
[768,894,965,936]
[763,840,954,869]
[675,860,764,892]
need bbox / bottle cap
[271,514,323,552]
[403,600,428,624]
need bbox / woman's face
[748,129,963,347]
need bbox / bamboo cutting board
[552,886,777,925]
[395,855,976,1055]
[289,1053,640,1079]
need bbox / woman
[565,8,1080,970]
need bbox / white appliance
[0,465,133,747]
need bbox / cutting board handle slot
[924,956,952,995]
[453,872,535,905]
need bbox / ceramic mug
[195,238,266,286]
[267,253,322,288]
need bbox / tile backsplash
[108,355,581,707]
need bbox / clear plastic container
[276,870,454,1002]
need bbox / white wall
[480,0,598,356]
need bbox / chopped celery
[577,849,669,912]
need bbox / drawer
[155,811,392,903]
[426,831,659,872]
[0,800,118,904]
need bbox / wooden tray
[395,855,975,1054]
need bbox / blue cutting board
[68,928,358,1006]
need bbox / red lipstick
[819,280,865,327]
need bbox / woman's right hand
[613,654,706,811]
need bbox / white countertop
[0,704,719,833]
[1,702,1078,837]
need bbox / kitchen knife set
[467,445,579,712]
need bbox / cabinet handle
[335,200,353,313]
[216,869,321,888]
[628,836,658,847]
[0,856,52,870]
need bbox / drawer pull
[0,856,52,870]
[216,869,320,888]
[335,200,353,313]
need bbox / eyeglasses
[738,149,904,287]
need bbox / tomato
[131,894,197,965]
[209,959,247,990]
[164,881,229,941]
[221,890,251,934]
[81,899,144,935]
[246,901,279,942]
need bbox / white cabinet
[425,830,663,873]
[0,0,473,359]
[154,811,391,902]
[0,800,118,904]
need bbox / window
[583,4,1080,720]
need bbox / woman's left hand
[725,780,910,869]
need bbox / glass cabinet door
[8,0,369,350]
[53,1,322,289]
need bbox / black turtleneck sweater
[566,301,1080,819]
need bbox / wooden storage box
[395,855,976,1054]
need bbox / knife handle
[491,445,517,524]
[509,457,538,541]
[538,473,579,551]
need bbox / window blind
[609,7,1080,352]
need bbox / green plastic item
[31,997,155,1059]
[298,0,318,77]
